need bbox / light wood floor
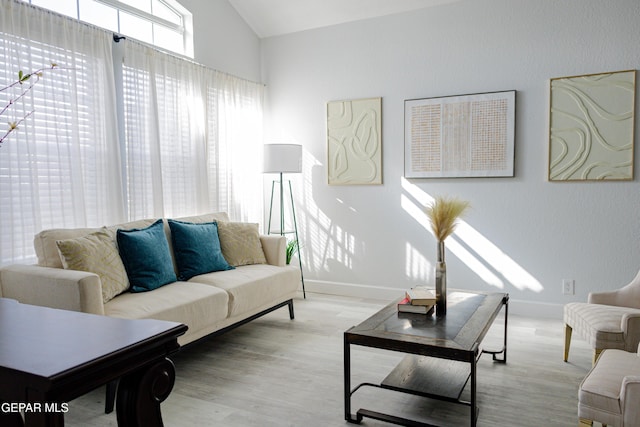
[64,293,598,427]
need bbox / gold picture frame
[548,69,636,181]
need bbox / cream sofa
[0,212,301,346]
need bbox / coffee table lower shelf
[348,355,478,427]
[382,355,473,402]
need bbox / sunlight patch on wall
[401,192,503,288]
[445,236,505,289]
[401,178,543,293]
[405,242,431,283]
[455,222,543,292]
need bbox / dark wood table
[344,290,508,427]
[0,298,187,427]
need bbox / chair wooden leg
[564,324,572,362]
[578,418,592,426]
[593,348,603,365]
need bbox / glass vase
[435,240,447,316]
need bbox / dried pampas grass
[425,196,470,242]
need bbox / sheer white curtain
[207,71,264,223]
[121,40,208,219]
[0,0,122,264]
[122,40,264,223]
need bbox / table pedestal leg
[116,357,176,427]
[0,408,26,427]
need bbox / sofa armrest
[0,264,105,315]
[260,235,287,267]
[621,375,640,426]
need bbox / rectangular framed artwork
[327,97,382,185]
[404,90,516,178]
[548,69,636,181]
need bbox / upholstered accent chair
[578,344,640,426]
[564,271,640,364]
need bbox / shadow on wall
[291,147,543,294]
[401,178,543,293]
[299,160,361,283]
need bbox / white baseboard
[302,279,563,320]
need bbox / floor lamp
[263,144,305,298]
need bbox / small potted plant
[286,239,299,265]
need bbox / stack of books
[398,287,436,314]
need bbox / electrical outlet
[562,279,575,295]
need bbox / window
[25,0,193,57]
[1,0,123,264]
[1,0,263,266]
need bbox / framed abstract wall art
[327,97,382,185]
[404,90,516,178]
[548,69,636,181]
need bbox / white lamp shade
[263,144,302,173]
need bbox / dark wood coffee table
[344,290,508,427]
[0,298,187,427]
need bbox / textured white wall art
[549,70,636,181]
[404,91,516,178]
[327,97,382,185]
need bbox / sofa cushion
[172,212,230,224]
[117,219,177,292]
[564,302,638,350]
[104,281,230,345]
[56,228,129,303]
[190,264,299,317]
[217,222,267,266]
[35,227,99,268]
[34,218,156,268]
[168,219,234,281]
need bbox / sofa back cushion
[171,212,230,224]
[33,213,229,269]
[35,227,100,268]
[35,218,155,268]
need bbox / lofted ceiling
[227,0,461,38]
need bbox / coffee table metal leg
[344,332,360,424]
[481,298,508,363]
[116,357,176,427]
[502,301,508,363]
[471,352,477,427]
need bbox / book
[397,297,434,314]
[405,287,436,306]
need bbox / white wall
[261,0,640,317]
[177,0,261,82]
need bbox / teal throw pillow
[116,219,177,292]
[168,219,234,281]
